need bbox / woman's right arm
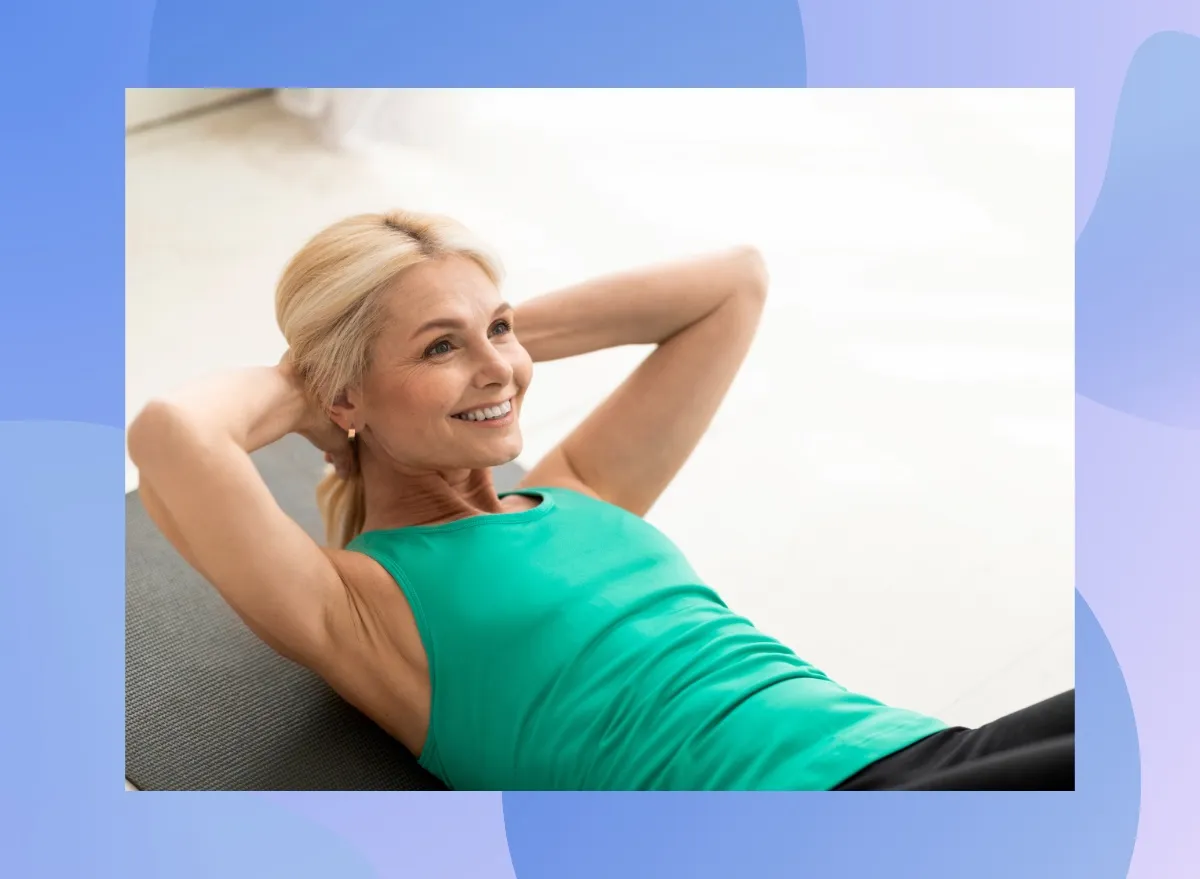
[127,365,349,665]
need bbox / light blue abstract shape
[1076,393,1200,879]
[1077,31,1200,428]
[146,0,807,86]
[260,791,517,879]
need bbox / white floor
[126,90,1075,728]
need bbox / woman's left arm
[516,246,768,516]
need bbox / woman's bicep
[523,286,765,516]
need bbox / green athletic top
[348,486,947,790]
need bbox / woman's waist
[433,641,850,788]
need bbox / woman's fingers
[324,448,352,479]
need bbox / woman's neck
[357,450,507,532]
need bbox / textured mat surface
[125,433,525,791]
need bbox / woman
[128,210,1074,791]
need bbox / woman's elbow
[127,399,182,467]
[730,245,769,304]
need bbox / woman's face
[340,255,533,473]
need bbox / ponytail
[316,456,366,548]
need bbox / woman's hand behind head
[322,447,354,479]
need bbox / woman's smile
[450,397,515,427]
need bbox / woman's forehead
[382,256,502,328]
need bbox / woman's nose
[473,344,514,387]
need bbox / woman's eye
[425,322,508,358]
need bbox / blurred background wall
[125,88,266,130]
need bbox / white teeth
[455,399,513,421]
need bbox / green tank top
[348,486,947,790]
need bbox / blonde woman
[128,211,1074,791]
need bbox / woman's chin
[464,432,524,469]
[489,434,524,466]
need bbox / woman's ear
[328,388,360,432]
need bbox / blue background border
[2,2,1197,877]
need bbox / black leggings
[834,690,1075,790]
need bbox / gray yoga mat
[125,433,526,791]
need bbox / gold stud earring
[347,427,357,441]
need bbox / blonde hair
[275,210,504,548]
